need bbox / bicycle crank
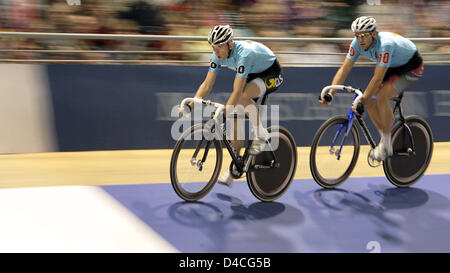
[229,158,244,179]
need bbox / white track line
[0,186,178,253]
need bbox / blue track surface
[102,174,450,253]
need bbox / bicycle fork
[330,109,356,160]
[189,122,219,172]
[190,138,212,171]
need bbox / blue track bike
[310,85,433,189]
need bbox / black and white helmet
[351,16,377,33]
[208,25,233,45]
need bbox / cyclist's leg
[230,80,264,155]
[231,59,283,155]
[218,81,262,186]
[368,68,422,160]
[364,80,397,160]
[376,82,397,134]
[375,82,397,155]
[245,78,269,138]
[364,97,385,136]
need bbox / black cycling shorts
[247,59,284,94]
[383,51,424,93]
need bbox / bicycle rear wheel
[247,126,297,202]
[310,116,360,188]
[170,123,223,201]
[383,116,433,187]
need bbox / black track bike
[170,95,297,202]
[310,85,433,189]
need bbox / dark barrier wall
[47,65,450,151]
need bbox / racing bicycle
[310,85,433,188]
[170,94,297,202]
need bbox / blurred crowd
[0,0,449,63]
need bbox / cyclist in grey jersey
[179,25,284,187]
[319,16,424,162]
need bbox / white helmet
[208,25,233,45]
[351,16,377,33]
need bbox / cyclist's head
[208,25,234,60]
[351,16,377,51]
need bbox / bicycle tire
[170,123,223,202]
[246,126,297,202]
[383,116,433,187]
[310,115,361,188]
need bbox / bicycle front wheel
[170,123,223,202]
[247,126,297,202]
[383,116,433,187]
[310,116,360,188]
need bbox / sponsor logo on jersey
[265,74,283,89]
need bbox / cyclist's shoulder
[378,32,395,42]
[236,40,270,52]
[378,32,408,46]
[233,41,253,56]
[235,41,275,62]
[374,33,396,52]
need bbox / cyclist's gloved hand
[355,102,364,115]
[318,93,333,105]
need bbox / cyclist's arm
[361,65,388,103]
[330,58,355,95]
[326,39,359,97]
[226,55,251,111]
[225,76,246,111]
[189,71,217,109]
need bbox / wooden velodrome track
[0,142,449,189]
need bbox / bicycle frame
[328,94,376,160]
[391,93,416,156]
[215,115,280,174]
[320,85,415,161]
[180,97,279,176]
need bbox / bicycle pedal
[229,159,244,179]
